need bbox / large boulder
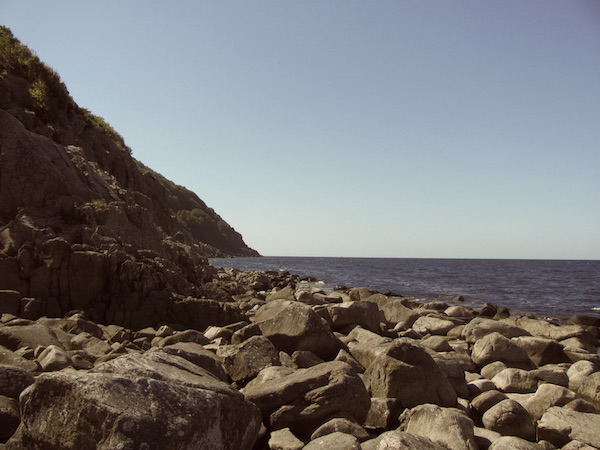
[6,352,262,449]
[364,340,457,408]
[522,383,580,421]
[217,335,280,383]
[255,301,345,360]
[511,336,570,366]
[537,407,600,448]
[462,318,530,343]
[380,300,420,329]
[492,368,538,393]
[241,361,370,435]
[471,332,535,369]
[326,301,381,332]
[481,399,536,441]
[361,430,445,450]
[0,364,34,399]
[412,315,456,336]
[403,404,478,450]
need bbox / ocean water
[209,257,600,319]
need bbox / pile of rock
[1,269,599,449]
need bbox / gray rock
[0,395,20,441]
[380,300,420,329]
[327,301,381,333]
[256,302,345,360]
[473,426,502,450]
[488,436,548,450]
[361,430,445,450]
[481,361,508,380]
[363,397,402,430]
[511,336,570,366]
[471,332,534,369]
[412,315,456,336]
[0,365,34,399]
[461,318,530,343]
[6,350,261,449]
[364,340,457,408]
[217,335,280,383]
[404,404,477,450]
[304,432,360,450]
[268,427,304,450]
[538,406,600,448]
[492,368,538,393]
[481,399,536,441]
[471,390,508,415]
[159,329,210,347]
[310,418,369,442]
[292,350,324,368]
[152,342,228,381]
[37,344,72,371]
[241,361,370,435]
[522,383,579,420]
[0,323,62,351]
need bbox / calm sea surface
[209,257,600,319]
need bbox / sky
[2,1,599,259]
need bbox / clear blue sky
[2,1,599,259]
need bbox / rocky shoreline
[1,268,599,449]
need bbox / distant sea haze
[209,257,600,319]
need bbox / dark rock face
[0,27,258,330]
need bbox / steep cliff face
[0,26,257,329]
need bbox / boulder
[266,285,295,302]
[522,383,579,421]
[291,350,324,368]
[364,340,457,408]
[310,418,370,442]
[511,336,570,366]
[538,406,600,448]
[361,430,445,450]
[0,290,21,316]
[471,332,535,369]
[508,317,590,341]
[445,305,476,319]
[256,302,345,361]
[412,315,456,336]
[0,345,38,372]
[403,404,478,450]
[481,399,536,441]
[217,335,280,383]
[380,300,420,329]
[481,361,509,380]
[473,426,502,449]
[471,390,508,415]
[0,365,34,399]
[363,397,402,430]
[461,318,530,343]
[159,329,210,347]
[492,368,538,393]
[0,322,62,351]
[267,427,304,450]
[303,431,360,450]
[150,343,228,382]
[488,436,549,449]
[241,361,370,435]
[0,394,20,442]
[326,301,381,332]
[6,352,262,449]
[532,364,569,387]
[569,370,600,408]
[37,344,72,371]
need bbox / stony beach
[1,267,599,449]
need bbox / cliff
[0,26,258,329]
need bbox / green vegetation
[0,26,130,153]
[135,159,248,253]
[0,25,69,113]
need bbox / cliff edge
[0,26,258,330]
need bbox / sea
[209,257,600,320]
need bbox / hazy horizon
[2,1,599,259]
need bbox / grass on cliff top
[0,25,130,153]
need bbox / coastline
[2,266,600,448]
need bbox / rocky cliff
[0,26,258,330]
